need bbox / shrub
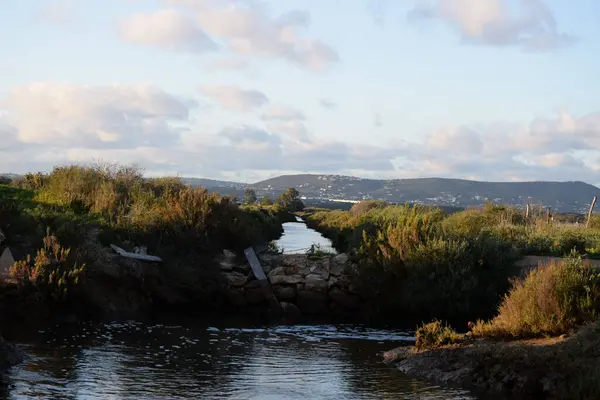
[415,320,461,350]
[9,231,86,302]
[349,200,388,216]
[472,253,600,338]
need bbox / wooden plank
[244,247,267,281]
[110,244,162,262]
[244,247,282,315]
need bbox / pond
[274,216,337,254]
[3,320,475,399]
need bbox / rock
[329,287,361,309]
[272,285,296,301]
[154,285,187,305]
[334,253,348,264]
[309,263,330,280]
[223,272,247,287]
[297,290,329,315]
[330,261,345,277]
[304,274,329,292]
[328,276,338,288]
[299,266,312,276]
[280,302,303,323]
[268,266,300,279]
[270,274,304,285]
[0,337,23,370]
[223,249,236,259]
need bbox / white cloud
[119,1,338,70]
[200,84,269,111]
[0,82,194,148]
[261,106,305,122]
[409,0,574,51]
[118,8,217,53]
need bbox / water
[274,216,337,254]
[3,321,475,399]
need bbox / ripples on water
[5,322,475,399]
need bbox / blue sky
[1,0,599,183]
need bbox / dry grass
[472,254,600,338]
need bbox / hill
[248,174,600,213]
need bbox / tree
[244,188,257,204]
[276,188,304,212]
[260,195,273,206]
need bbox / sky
[1,0,600,184]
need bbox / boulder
[329,287,361,309]
[304,274,329,292]
[272,285,296,301]
[270,274,304,285]
[334,253,348,264]
[297,290,329,315]
[309,263,330,280]
[330,261,345,277]
[223,271,247,287]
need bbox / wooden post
[586,196,597,228]
[546,207,551,224]
[525,204,530,220]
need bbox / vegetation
[1,164,298,310]
[9,230,85,302]
[471,254,600,338]
[303,201,600,323]
[415,320,461,350]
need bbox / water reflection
[6,322,475,399]
[274,217,337,254]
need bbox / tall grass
[304,201,600,322]
[472,254,600,338]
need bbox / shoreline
[383,322,600,400]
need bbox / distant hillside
[4,171,598,213]
[248,174,600,213]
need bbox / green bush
[415,320,461,350]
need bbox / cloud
[0,83,194,149]
[120,1,339,70]
[403,109,600,182]
[319,98,337,109]
[261,107,305,122]
[207,57,251,71]
[118,9,217,53]
[39,0,76,25]
[409,0,574,51]
[200,84,269,111]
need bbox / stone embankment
[219,251,364,319]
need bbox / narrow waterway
[2,218,476,399]
[274,216,337,254]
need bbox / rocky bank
[383,323,600,400]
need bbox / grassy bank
[385,254,600,399]
[302,201,600,323]
[0,164,294,314]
